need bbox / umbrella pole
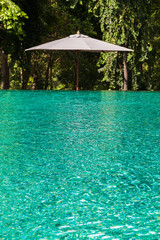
[76,51,79,91]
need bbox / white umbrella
[26,31,133,90]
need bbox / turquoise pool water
[0,91,160,239]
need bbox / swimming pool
[0,91,160,239]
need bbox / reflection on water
[0,91,160,239]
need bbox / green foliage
[90,0,156,90]
[9,60,22,89]
[149,0,160,90]
[0,0,160,90]
[0,0,27,35]
[66,0,82,8]
[20,0,101,90]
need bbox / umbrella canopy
[26,32,133,90]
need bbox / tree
[149,0,160,90]
[10,0,56,89]
[23,0,101,90]
[0,0,27,89]
[1,0,159,90]
[90,0,153,90]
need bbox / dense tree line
[0,0,159,90]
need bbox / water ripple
[0,91,160,239]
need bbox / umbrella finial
[77,30,80,34]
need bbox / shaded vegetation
[0,0,160,90]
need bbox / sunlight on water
[0,91,160,239]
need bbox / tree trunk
[50,66,53,90]
[45,64,49,90]
[123,51,128,91]
[22,67,30,90]
[21,54,31,90]
[45,53,53,90]
[0,50,9,89]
